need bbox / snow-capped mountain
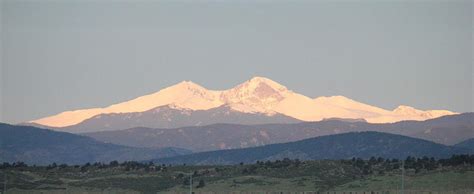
[30,76,457,129]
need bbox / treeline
[0,161,169,172]
[241,155,474,176]
[1,154,473,171]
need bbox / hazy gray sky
[1,0,473,124]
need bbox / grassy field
[163,171,474,194]
[1,159,473,194]
[333,170,474,192]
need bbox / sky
[1,0,473,124]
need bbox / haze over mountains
[84,113,474,152]
[153,131,473,165]
[54,104,300,133]
[1,122,472,165]
[0,123,191,165]
[30,77,456,133]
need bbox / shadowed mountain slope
[57,104,300,133]
[455,138,474,150]
[84,113,474,152]
[153,131,472,165]
[0,123,191,165]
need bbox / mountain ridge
[58,104,301,133]
[83,113,474,151]
[455,138,474,150]
[30,76,457,128]
[0,123,191,165]
[152,131,473,165]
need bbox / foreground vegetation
[1,155,473,194]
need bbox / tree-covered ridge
[0,123,190,165]
[84,113,474,151]
[456,138,474,150]
[153,131,473,165]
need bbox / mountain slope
[152,132,472,165]
[30,81,221,128]
[30,77,456,130]
[455,138,474,150]
[0,123,191,165]
[59,104,300,133]
[84,113,474,152]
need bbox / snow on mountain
[220,77,291,114]
[32,81,224,127]
[30,76,457,128]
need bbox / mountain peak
[30,76,457,128]
[393,105,419,113]
[161,80,215,97]
[218,76,290,114]
[315,95,353,102]
[393,105,457,118]
[172,80,206,90]
[245,76,288,92]
[248,76,275,82]
[223,76,289,102]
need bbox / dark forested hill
[153,131,472,165]
[0,123,191,165]
[455,138,474,150]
